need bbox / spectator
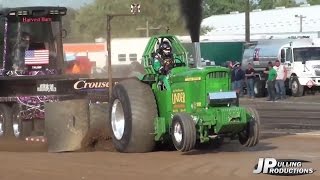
[274,60,287,100]
[228,60,234,69]
[231,62,245,97]
[223,60,233,69]
[262,61,272,97]
[231,61,236,90]
[264,61,277,102]
[231,68,235,90]
[245,63,255,98]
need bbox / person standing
[264,61,277,101]
[274,60,287,100]
[232,62,245,96]
[245,63,255,98]
[231,61,236,91]
[262,63,270,98]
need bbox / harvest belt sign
[172,89,186,109]
[22,17,52,23]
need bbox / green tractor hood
[169,66,230,83]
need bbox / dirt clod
[80,128,115,152]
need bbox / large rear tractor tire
[108,78,158,153]
[238,107,260,147]
[171,113,197,152]
[0,104,12,137]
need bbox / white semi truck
[242,38,320,97]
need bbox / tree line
[62,0,320,42]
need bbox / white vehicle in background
[110,37,150,65]
[242,37,320,97]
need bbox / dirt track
[0,134,319,180]
[0,95,319,180]
[241,95,320,132]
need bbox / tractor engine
[170,67,235,112]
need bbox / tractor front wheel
[171,113,196,152]
[238,107,260,147]
[108,78,158,153]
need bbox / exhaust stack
[192,42,202,68]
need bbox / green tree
[70,0,188,42]
[258,0,274,9]
[257,0,297,10]
[203,0,251,17]
[274,0,297,7]
[307,0,320,5]
[62,7,78,42]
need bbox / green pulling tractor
[107,35,260,152]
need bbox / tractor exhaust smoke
[179,0,203,42]
[179,0,203,68]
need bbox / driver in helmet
[152,41,176,90]
[153,41,175,75]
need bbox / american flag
[25,50,49,65]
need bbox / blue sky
[0,0,94,9]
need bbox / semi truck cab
[279,42,320,96]
[242,38,320,97]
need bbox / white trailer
[110,37,150,65]
[242,38,320,97]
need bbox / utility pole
[136,21,162,37]
[106,4,140,100]
[295,14,306,32]
[245,0,250,43]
